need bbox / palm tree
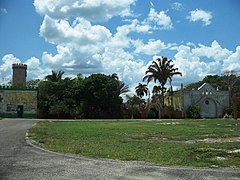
[45,70,64,82]
[111,73,119,80]
[143,56,182,107]
[118,81,129,95]
[126,95,145,119]
[135,83,148,98]
[110,73,129,96]
[152,85,161,95]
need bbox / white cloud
[143,8,173,30]
[0,55,45,84]
[0,54,21,72]
[100,47,146,86]
[30,0,239,93]
[40,15,147,87]
[25,57,48,80]
[171,2,184,11]
[33,0,175,91]
[222,46,240,72]
[187,9,212,26]
[40,15,114,75]
[192,40,232,61]
[0,54,21,84]
[40,16,112,49]
[172,41,240,85]
[133,39,167,55]
[34,0,135,21]
[0,8,7,14]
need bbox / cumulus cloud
[0,54,21,71]
[0,54,45,84]
[174,45,215,84]
[192,40,232,61]
[187,9,212,26]
[40,16,112,49]
[25,57,48,80]
[0,8,7,14]
[0,54,21,84]
[34,0,135,21]
[100,47,146,85]
[40,15,114,74]
[171,2,184,11]
[173,41,240,85]
[133,39,167,55]
[143,8,173,30]
[27,0,238,93]
[222,46,240,72]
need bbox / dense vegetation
[38,56,183,119]
[37,60,239,118]
[38,72,128,118]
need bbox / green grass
[28,119,240,167]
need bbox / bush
[133,109,141,119]
[225,108,233,116]
[148,109,157,119]
[186,105,201,119]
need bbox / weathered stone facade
[12,64,27,87]
[183,83,229,118]
[0,64,38,118]
[0,87,38,118]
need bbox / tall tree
[110,73,119,80]
[110,73,129,96]
[83,74,123,118]
[152,85,161,95]
[45,70,64,82]
[126,95,145,119]
[143,56,182,107]
[38,77,76,117]
[118,81,129,96]
[222,70,238,92]
[135,83,148,98]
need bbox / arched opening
[200,98,217,118]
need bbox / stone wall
[12,64,27,87]
[183,83,229,118]
[0,87,38,118]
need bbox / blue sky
[0,0,240,93]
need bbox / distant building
[183,83,229,118]
[12,63,27,87]
[165,83,230,118]
[0,64,38,118]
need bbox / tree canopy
[143,56,182,107]
[135,83,148,98]
[38,72,124,118]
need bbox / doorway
[201,99,217,118]
[17,105,24,118]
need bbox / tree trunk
[161,85,165,108]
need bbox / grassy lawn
[28,119,240,168]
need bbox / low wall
[160,108,183,119]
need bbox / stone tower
[12,64,27,87]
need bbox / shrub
[186,105,201,119]
[225,108,233,116]
[148,109,157,119]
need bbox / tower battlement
[12,63,27,69]
[12,63,27,87]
